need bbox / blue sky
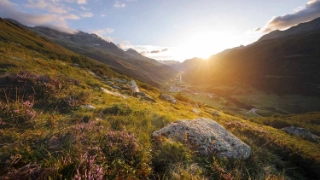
[1,0,320,61]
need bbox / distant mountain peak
[259,16,320,41]
[126,48,139,53]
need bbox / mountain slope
[180,17,320,96]
[30,26,177,87]
[0,18,118,78]
[259,17,320,41]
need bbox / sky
[1,0,320,61]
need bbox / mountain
[259,17,320,41]
[172,57,205,71]
[158,60,181,66]
[29,26,177,87]
[180,17,320,96]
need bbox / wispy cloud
[93,28,115,34]
[25,0,71,14]
[80,5,89,11]
[65,0,87,4]
[0,0,78,34]
[261,0,320,32]
[100,13,106,17]
[114,1,126,8]
[81,12,93,18]
[77,0,87,4]
[91,28,115,42]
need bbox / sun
[176,31,236,60]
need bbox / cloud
[65,0,87,4]
[91,28,115,42]
[117,43,126,50]
[254,27,261,31]
[81,12,93,17]
[77,0,87,4]
[92,28,115,35]
[114,1,126,8]
[25,0,70,14]
[0,0,78,34]
[262,0,320,32]
[150,50,160,53]
[149,48,168,54]
[100,14,106,17]
[80,6,89,11]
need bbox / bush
[101,130,151,179]
[103,103,132,116]
[152,137,193,176]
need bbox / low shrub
[103,103,132,116]
[101,130,151,179]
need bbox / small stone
[159,94,177,104]
[214,110,221,117]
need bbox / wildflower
[25,109,36,119]
[22,100,33,108]
[0,118,5,125]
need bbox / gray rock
[72,63,80,68]
[159,94,177,104]
[111,85,121,90]
[127,80,139,92]
[133,92,147,98]
[152,118,251,159]
[282,126,319,141]
[214,110,221,117]
[81,104,95,109]
[192,108,200,114]
[87,70,96,76]
[134,92,156,102]
[114,78,128,83]
[141,96,156,103]
[104,81,114,86]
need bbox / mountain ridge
[20,23,177,87]
[179,16,320,96]
[259,17,320,41]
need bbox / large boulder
[159,94,177,104]
[152,118,251,159]
[282,126,319,141]
[127,80,139,92]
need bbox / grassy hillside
[30,26,177,87]
[0,18,320,179]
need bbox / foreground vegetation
[0,18,319,179]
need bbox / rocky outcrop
[159,94,176,104]
[134,92,156,103]
[152,118,251,159]
[127,80,139,92]
[100,87,127,99]
[282,126,319,141]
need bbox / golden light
[174,30,239,60]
